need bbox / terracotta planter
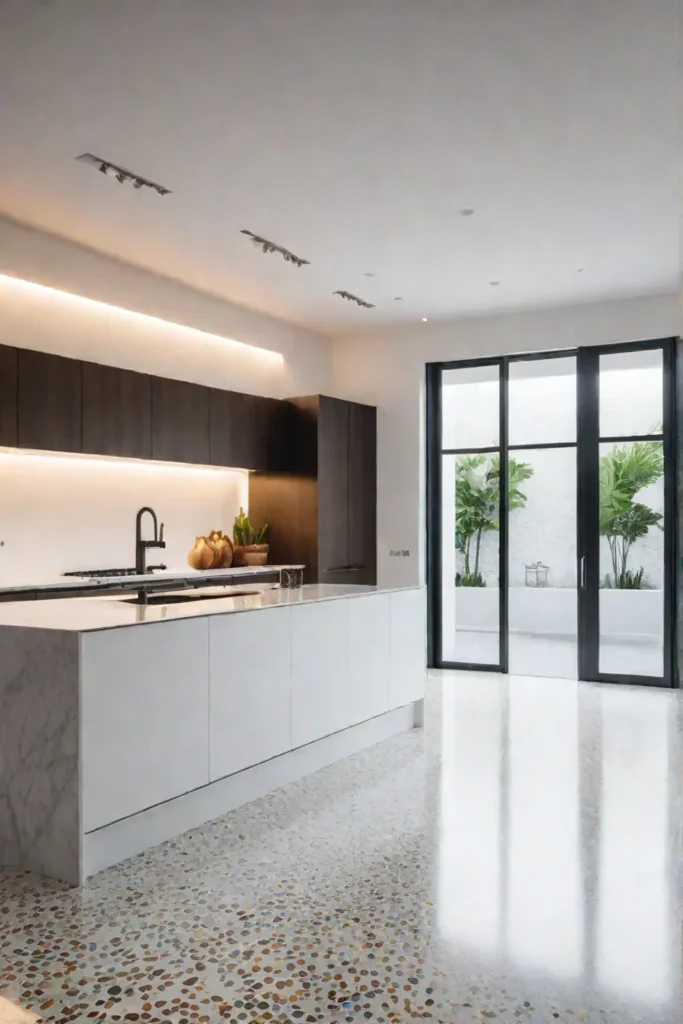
[233,544,269,567]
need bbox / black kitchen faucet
[135,506,166,575]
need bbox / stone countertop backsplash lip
[0,583,423,633]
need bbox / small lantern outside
[525,561,549,587]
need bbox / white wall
[0,216,331,583]
[331,294,679,588]
[0,214,330,398]
[0,453,248,583]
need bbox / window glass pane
[509,356,577,445]
[441,453,499,665]
[442,364,499,450]
[600,349,662,438]
[508,447,577,678]
[599,439,664,677]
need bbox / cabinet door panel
[81,619,210,832]
[0,344,17,446]
[18,349,82,453]
[83,362,152,459]
[291,600,349,747]
[152,377,210,464]
[348,401,377,583]
[318,396,350,572]
[209,607,291,780]
[390,589,426,707]
[347,594,391,726]
[210,390,281,470]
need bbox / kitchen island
[0,583,425,885]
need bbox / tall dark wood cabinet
[249,395,377,585]
[18,349,82,453]
[0,344,18,447]
[83,363,152,460]
[152,376,210,465]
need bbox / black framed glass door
[577,341,676,687]
[427,338,677,687]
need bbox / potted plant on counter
[233,508,270,566]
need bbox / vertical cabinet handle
[580,556,586,589]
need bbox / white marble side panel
[0,627,80,884]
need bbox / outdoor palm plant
[599,438,663,588]
[455,455,533,586]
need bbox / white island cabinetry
[209,605,291,781]
[0,585,425,885]
[81,619,210,833]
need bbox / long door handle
[580,556,586,589]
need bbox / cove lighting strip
[0,447,252,474]
[0,274,283,363]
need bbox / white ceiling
[0,0,679,334]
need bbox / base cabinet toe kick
[0,588,425,884]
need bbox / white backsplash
[0,451,248,584]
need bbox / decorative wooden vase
[187,533,233,570]
[233,544,269,567]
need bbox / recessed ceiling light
[460,208,475,217]
[422,317,428,322]
[490,281,500,286]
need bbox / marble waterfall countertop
[0,583,421,632]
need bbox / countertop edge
[0,585,425,633]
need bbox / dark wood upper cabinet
[82,363,152,460]
[8,344,294,471]
[0,344,18,447]
[152,376,210,465]
[210,390,290,471]
[18,349,82,453]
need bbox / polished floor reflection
[1,672,681,1023]
[455,630,663,679]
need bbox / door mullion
[499,359,509,673]
[577,348,600,681]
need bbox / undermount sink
[120,590,256,606]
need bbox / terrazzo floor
[2,671,682,1024]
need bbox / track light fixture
[76,153,172,196]
[240,229,310,267]
[334,290,375,309]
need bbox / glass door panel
[440,363,501,667]
[585,346,671,688]
[508,446,578,677]
[599,349,663,438]
[598,439,664,677]
[508,356,578,678]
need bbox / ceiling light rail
[76,153,172,195]
[241,230,310,267]
[334,290,375,309]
